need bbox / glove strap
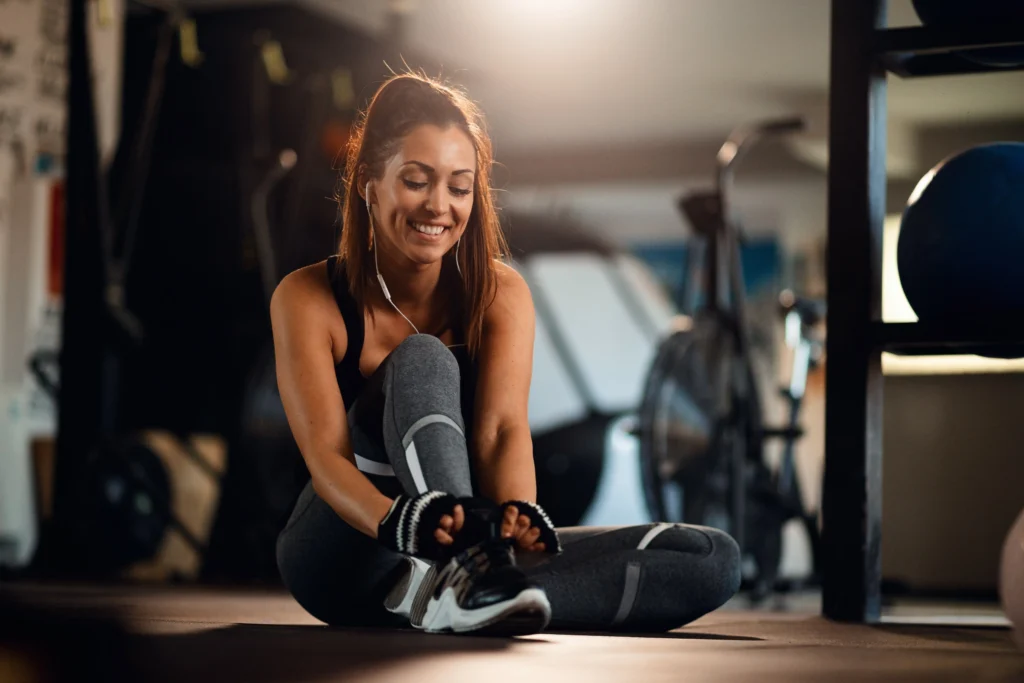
[379,491,455,557]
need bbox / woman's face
[370,123,476,269]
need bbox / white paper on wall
[0,0,70,170]
[0,0,40,156]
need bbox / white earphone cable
[455,237,462,279]
[372,225,420,335]
[368,183,419,335]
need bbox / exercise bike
[636,118,824,601]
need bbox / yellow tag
[260,39,292,84]
[331,68,355,110]
[179,19,204,68]
[95,0,114,27]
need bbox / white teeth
[412,223,446,236]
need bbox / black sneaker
[387,538,551,635]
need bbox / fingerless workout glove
[498,500,562,554]
[378,492,500,559]
[378,491,461,559]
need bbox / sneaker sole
[418,587,552,636]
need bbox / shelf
[875,25,1024,78]
[882,53,1024,78]
[873,321,1024,355]
[820,0,1024,627]
[876,25,1024,57]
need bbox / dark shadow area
[0,593,528,683]
[544,628,763,641]
[134,623,526,683]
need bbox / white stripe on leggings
[637,523,673,549]
[400,414,463,494]
[609,524,674,625]
[354,453,395,477]
[405,441,428,494]
[401,414,464,448]
[612,561,642,625]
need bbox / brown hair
[336,72,508,357]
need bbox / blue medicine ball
[897,143,1024,329]
[911,0,1024,67]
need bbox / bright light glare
[907,164,940,206]
[504,0,594,23]
[717,141,739,168]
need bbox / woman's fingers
[516,526,542,550]
[452,504,465,533]
[439,507,546,551]
[501,505,519,538]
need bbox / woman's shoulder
[493,259,530,297]
[485,259,533,320]
[274,260,334,302]
[271,260,348,335]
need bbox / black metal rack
[822,0,1024,623]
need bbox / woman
[273,73,740,635]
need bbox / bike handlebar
[716,116,807,177]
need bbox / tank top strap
[327,256,366,408]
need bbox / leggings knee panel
[389,334,461,382]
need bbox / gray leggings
[276,335,741,632]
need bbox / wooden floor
[3,583,1022,682]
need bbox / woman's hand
[378,492,474,558]
[499,504,547,553]
[434,504,466,546]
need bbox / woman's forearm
[473,426,537,504]
[308,451,394,538]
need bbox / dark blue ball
[911,0,1024,67]
[897,143,1024,326]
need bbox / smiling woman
[271,72,740,635]
[366,129,474,290]
[338,74,505,357]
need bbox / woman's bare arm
[471,263,538,506]
[270,265,393,538]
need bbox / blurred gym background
[0,0,1022,613]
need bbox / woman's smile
[408,219,452,241]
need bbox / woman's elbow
[474,421,530,458]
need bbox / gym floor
[4,583,1021,682]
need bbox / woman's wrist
[367,494,396,540]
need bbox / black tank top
[326,256,477,424]
[327,256,369,409]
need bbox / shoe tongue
[438,499,501,560]
[461,497,503,540]
[456,537,514,575]
[482,537,516,567]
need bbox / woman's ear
[356,166,370,204]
